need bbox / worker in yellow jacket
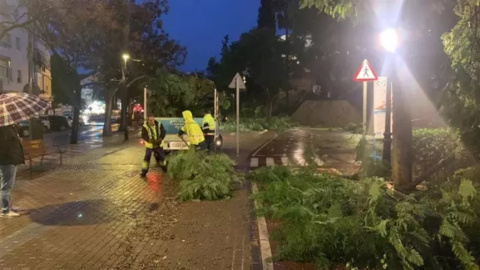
[202,109,216,152]
[177,110,207,150]
[141,114,166,177]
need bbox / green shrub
[166,150,239,201]
[412,129,460,175]
[250,166,480,270]
[344,123,363,134]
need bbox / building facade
[0,0,52,100]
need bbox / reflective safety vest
[143,123,164,149]
[202,114,216,136]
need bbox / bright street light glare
[122,53,130,61]
[380,28,399,53]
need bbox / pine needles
[166,149,239,201]
[249,166,480,270]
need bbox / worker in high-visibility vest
[202,109,216,152]
[177,110,206,150]
[141,114,166,177]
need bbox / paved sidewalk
[0,131,274,270]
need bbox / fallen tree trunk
[397,156,455,192]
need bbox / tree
[207,28,289,119]
[147,72,225,117]
[97,0,186,137]
[294,0,457,189]
[50,54,76,106]
[36,0,124,144]
[441,1,480,153]
[0,0,66,40]
[258,0,276,30]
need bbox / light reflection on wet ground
[251,128,361,174]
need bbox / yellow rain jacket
[180,110,205,145]
[202,113,216,136]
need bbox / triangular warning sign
[353,60,378,82]
[228,73,246,90]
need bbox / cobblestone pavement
[0,131,273,270]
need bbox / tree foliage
[94,0,186,136]
[207,28,288,118]
[147,71,227,117]
[441,1,480,153]
[250,166,480,269]
[34,0,125,143]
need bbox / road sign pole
[228,72,246,157]
[214,88,217,138]
[363,81,367,136]
[236,78,240,157]
[143,86,147,120]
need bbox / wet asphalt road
[250,128,361,174]
[43,123,120,146]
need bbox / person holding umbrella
[0,92,50,217]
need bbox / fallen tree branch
[398,156,455,192]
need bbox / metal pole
[143,86,147,121]
[383,80,392,163]
[363,81,367,136]
[122,59,129,141]
[214,88,217,138]
[236,78,240,156]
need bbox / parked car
[39,116,51,132]
[17,121,30,137]
[47,115,70,131]
[16,118,49,137]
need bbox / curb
[251,182,274,270]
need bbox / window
[15,37,20,50]
[0,59,9,80]
[17,70,21,83]
[0,34,11,48]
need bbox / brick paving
[0,142,160,270]
[0,131,269,270]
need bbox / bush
[166,150,239,201]
[412,129,459,175]
[356,128,465,179]
[220,117,297,132]
[250,166,480,270]
[343,122,363,134]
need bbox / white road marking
[266,158,275,167]
[251,133,278,157]
[250,158,259,168]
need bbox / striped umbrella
[0,92,51,127]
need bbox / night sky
[163,0,260,72]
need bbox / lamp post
[379,28,413,187]
[379,29,397,163]
[121,53,130,141]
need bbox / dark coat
[141,120,166,142]
[0,125,24,165]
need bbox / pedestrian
[140,114,167,177]
[178,110,206,150]
[202,109,216,152]
[0,124,23,217]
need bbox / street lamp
[121,53,130,141]
[380,28,399,53]
[379,28,398,163]
[379,27,413,187]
